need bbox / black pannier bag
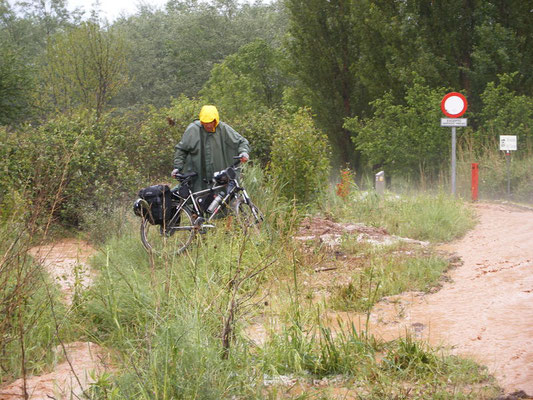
[137,185,172,225]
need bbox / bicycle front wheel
[234,199,264,228]
[140,207,195,255]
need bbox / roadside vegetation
[1,0,531,398]
[1,163,502,399]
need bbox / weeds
[326,189,476,242]
[330,249,449,312]
[0,164,502,399]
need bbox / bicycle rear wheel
[140,207,195,255]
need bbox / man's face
[202,120,216,132]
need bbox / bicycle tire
[234,198,264,228]
[140,207,195,255]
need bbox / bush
[345,77,449,181]
[231,108,285,166]
[477,73,533,141]
[123,95,203,181]
[1,111,138,227]
[269,108,331,204]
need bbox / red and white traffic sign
[441,92,467,118]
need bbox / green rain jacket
[173,121,251,192]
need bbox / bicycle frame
[169,175,250,230]
[138,160,263,255]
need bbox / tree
[345,78,449,180]
[478,73,533,141]
[269,108,331,203]
[40,22,129,116]
[112,1,287,108]
[285,0,360,168]
[200,39,290,119]
[0,45,34,125]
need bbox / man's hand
[239,152,249,163]
[171,168,181,177]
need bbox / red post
[471,163,479,201]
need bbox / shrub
[345,77,449,181]
[269,108,331,204]
[123,95,202,181]
[1,111,138,227]
[478,73,533,141]
[231,108,284,166]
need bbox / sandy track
[361,203,533,393]
[28,239,96,305]
[0,239,112,400]
[0,342,111,400]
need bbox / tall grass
[77,216,282,398]
[42,170,499,399]
[457,137,533,203]
[259,305,498,399]
[0,202,75,388]
[325,189,476,242]
[331,248,449,312]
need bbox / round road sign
[441,92,468,118]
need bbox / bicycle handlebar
[174,157,243,182]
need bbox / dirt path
[0,239,112,400]
[353,202,533,394]
[0,342,111,400]
[28,239,97,305]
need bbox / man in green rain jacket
[172,105,251,193]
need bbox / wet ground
[0,239,111,400]
[302,202,533,395]
[2,202,532,398]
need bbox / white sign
[500,135,517,151]
[441,92,468,118]
[441,118,467,127]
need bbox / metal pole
[451,127,456,195]
[506,151,511,196]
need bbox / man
[172,105,250,193]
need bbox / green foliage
[478,73,533,140]
[0,45,35,125]
[40,22,129,116]
[231,108,285,166]
[112,1,287,108]
[285,0,360,166]
[269,108,331,204]
[201,39,290,120]
[1,111,139,226]
[346,79,449,179]
[121,95,202,180]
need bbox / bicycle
[135,157,264,255]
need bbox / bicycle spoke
[140,208,195,255]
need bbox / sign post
[500,135,517,196]
[441,92,468,195]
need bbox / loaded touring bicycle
[134,157,263,255]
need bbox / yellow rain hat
[199,105,219,127]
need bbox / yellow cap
[199,105,219,127]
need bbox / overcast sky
[7,0,264,23]
[67,0,168,22]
